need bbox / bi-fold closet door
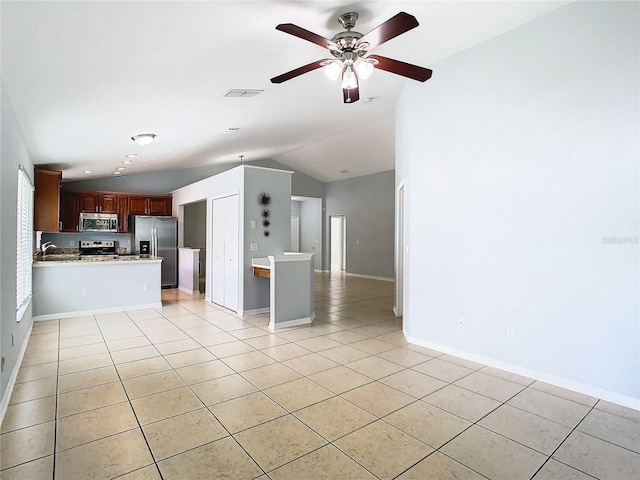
[212,194,239,311]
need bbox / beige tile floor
[1,273,639,479]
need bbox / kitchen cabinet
[59,189,172,233]
[80,192,119,213]
[117,197,128,233]
[59,190,80,232]
[129,195,172,216]
[34,169,62,232]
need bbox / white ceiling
[1,1,569,183]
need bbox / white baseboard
[243,307,270,316]
[178,286,200,295]
[33,303,163,321]
[405,333,640,411]
[269,311,316,331]
[345,272,394,282]
[0,322,33,425]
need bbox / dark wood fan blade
[276,24,335,49]
[357,12,419,50]
[367,55,432,82]
[343,85,360,103]
[270,59,329,84]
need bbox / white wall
[171,165,292,314]
[172,166,243,309]
[397,1,639,407]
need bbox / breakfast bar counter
[32,257,163,320]
[252,253,315,330]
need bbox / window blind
[16,166,34,321]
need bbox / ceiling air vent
[223,89,263,98]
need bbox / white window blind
[16,166,34,321]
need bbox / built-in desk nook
[252,253,315,330]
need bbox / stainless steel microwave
[79,212,118,232]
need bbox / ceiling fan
[270,11,433,104]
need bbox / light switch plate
[250,243,258,251]
[250,220,256,229]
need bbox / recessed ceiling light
[125,154,137,158]
[122,159,133,164]
[83,170,93,174]
[116,166,126,170]
[113,171,122,175]
[225,128,240,134]
[364,97,375,103]
[131,133,156,146]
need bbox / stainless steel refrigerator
[130,216,178,288]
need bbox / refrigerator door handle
[152,227,158,258]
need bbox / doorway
[183,200,207,294]
[290,216,300,252]
[330,215,346,272]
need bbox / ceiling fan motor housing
[338,12,359,30]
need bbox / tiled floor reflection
[1,273,638,479]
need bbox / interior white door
[212,198,225,305]
[224,196,239,311]
[330,215,346,272]
[212,194,239,310]
[290,216,300,252]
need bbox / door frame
[394,182,405,317]
[330,215,347,272]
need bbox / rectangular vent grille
[223,89,263,98]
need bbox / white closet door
[212,197,226,305]
[212,194,239,310]
[224,195,239,311]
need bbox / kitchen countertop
[33,257,163,267]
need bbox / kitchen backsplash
[40,232,132,253]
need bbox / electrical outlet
[70,240,75,247]
[250,243,258,251]
[81,289,88,297]
[506,328,515,340]
[143,284,149,292]
[250,220,256,229]
[458,318,465,329]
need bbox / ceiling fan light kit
[270,11,432,104]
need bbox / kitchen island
[32,257,163,320]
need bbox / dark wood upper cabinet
[79,192,119,213]
[59,190,80,232]
[34,169,62,232]
[148,196,172,216]
[128,195,172,216]
[128,195,149,216]
[60,189,172,233]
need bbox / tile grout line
[95,311,166,480]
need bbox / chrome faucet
[41,241,57,256]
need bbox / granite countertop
[34,256,163,267]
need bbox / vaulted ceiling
[1,1,568,183]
